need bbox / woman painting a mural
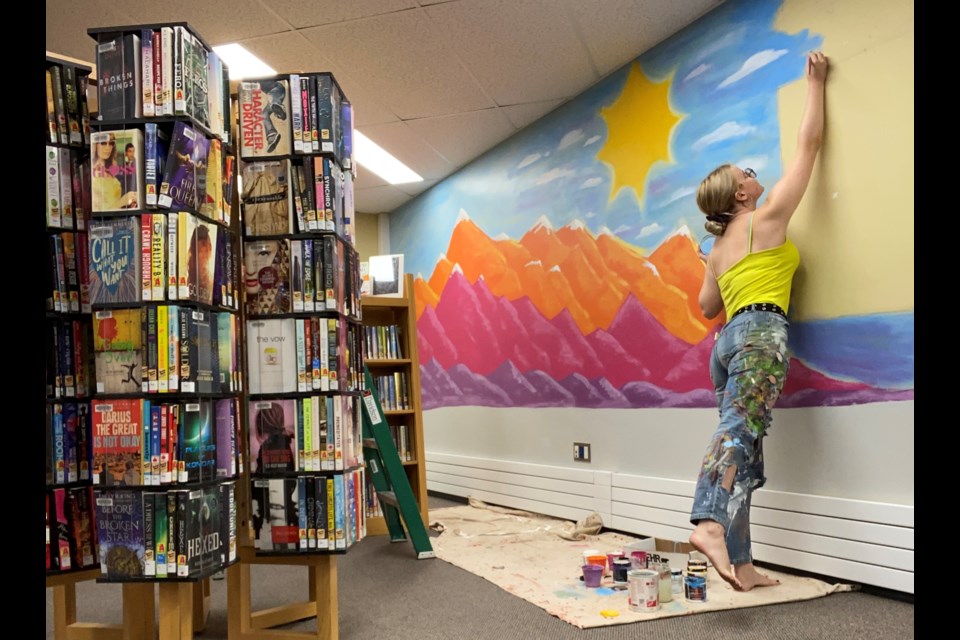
[688,51,828,592]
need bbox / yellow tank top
[714,212,800,315]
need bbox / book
[243,239,291,315]
[193,221,218,305]
[239,79,291,157]
[201,139,222,221]
[241,160,292,237]
[96,33,142,120]
[249,400,297,474]
[88,217,141,305]
[144,123,170,208]
[91,129,144,212]
[94,489,145,578]
[159,121,210,211]
[91,399,144,486]
[246,318,297,394]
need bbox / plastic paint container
[582,564,603,588]
[684,573,707,602]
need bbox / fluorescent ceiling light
[354,130,423,184]
[212,43,276,80]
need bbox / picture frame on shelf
[368,254,403,297]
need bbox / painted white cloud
[558,129,584,150]
[718,49,789,89]
[636,223,662,239]
[684,64,710,82]
[734,156,769,172]
[517,153,541,169]
[613,224,631,235]
[663,186,696,206]
[693,121,756,151]
[534,168,576,186]
[694,28,746,62]
[584,135,602,146]
[585,211,597,219]
[580,177,603,189]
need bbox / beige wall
[777,0,914,320]
[354,212,382,262]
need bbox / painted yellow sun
[597,62,682,207]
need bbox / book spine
[141,30,155,117]
[161,27,174,115]
[157,305,169,393]
[153,31,163,114]
[308,76,319,152]
[290,74,303,152]
[145,123,158,207]
[167,212,178,300]
[141,216,152,301]
[147,306,158,393]
[168,304,180,392]
[303,240,314,312]
[174,27,186,114]
[152,214,166,301]
[58,151,74,231]
[46,147,62,228]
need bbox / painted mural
[390,0,914,411]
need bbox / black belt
[731,303,787,320]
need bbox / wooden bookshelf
[360,273,429,533]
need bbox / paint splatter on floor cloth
[428,502,852,628]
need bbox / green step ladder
[359,366,435,560]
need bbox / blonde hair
[696,164,739,236]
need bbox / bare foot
[689,521,742,590]
[734,563,780,591]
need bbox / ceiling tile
[568,0,717,76]
[263,0,417,29]
[328,74,401,126]
[354,186,412,213]
[355,168,389,190]
[395,178,439,198]
[501,99,564,130]
[425,0,597,105]
[46,0,136,63]
[237,32,331,76]
[404,109,516,167]
[300,11,494,119]
[117,1,291,45]
[360,121,456,181]
[236,33,401,126]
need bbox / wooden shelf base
[228,548,339,640]
[47,572,211,640]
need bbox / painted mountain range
[413,213,914,410]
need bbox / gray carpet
[46,495,914,640]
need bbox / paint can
[627,569,660,613]
[685,553,708,602]
[612,558,632,585]
[684,572,707,602]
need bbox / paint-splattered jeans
[689,310,790,566]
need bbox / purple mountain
[445,363,512,405]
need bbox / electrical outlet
[573,442,591,463]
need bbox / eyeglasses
[743,167,757,179]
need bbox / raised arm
[763,52,828,223]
